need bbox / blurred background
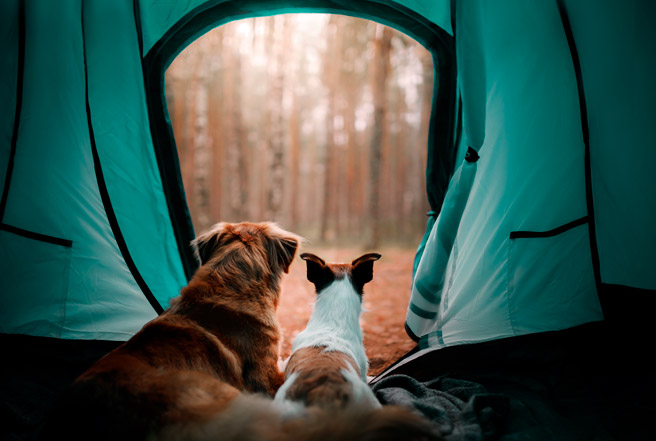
[165,14,433,250]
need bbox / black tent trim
[0,0,24,227]
[405,322,420,342]
[0,2,76,251]
[0,224,72,248]
[556,0,601,292]
[509,215,588,240]
[133,0,198,283]
[141,0,457,277]
[82,3,164,315]
[553,2,656,321]
[555,1,656,320]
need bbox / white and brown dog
[39,222,300,441]
[274,253,439,441]
[274,252,383,412]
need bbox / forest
[165,14,434,248]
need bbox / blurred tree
[267,16,287,222]
[320,15,341,242]
[366,23,393,249]
[166,14,432,247]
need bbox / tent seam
[0,0,25,224]
[0,224,72,248]
[556,0,602,294]
[81,1,164,315]
[509,216,588,239]
[136,0,198,282]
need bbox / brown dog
[39,221,301,441]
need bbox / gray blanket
[372,374,509,441]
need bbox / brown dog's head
[191,222,302,277]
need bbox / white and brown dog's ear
[350,253,381,293]
[263,223,303,274]
[190,222,229,265]
[300,253,334,293]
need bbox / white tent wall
[0,0,187,341]
[564,0,656,290]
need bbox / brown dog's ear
[300,253,334,293]
[264,223,302,274]
[272,236,300,274]
[190,222,229,265]
[350,253,381,293]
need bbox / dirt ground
[278,246,418,377]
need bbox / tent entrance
[165,14,433,247]
[141,0,457,278]
[163,12,453,374]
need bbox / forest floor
[278,246,418,377]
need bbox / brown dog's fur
[39,222,300,441]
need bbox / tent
[1,0,654,440]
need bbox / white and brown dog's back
[39,221,300,441]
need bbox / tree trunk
[288,91,300,230]
[366,24,393,249]
[266,15,288,222]
[320,16,342,242]
[223,39,247,221]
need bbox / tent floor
[2,306,655,440]
[0,334,122,441]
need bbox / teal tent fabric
[407,0,605,347]
[0,0,455,342]
[0,0,186,340]
[84,1,186,308]
[564,0,656,290]
[0,1,19,202]
[455,0,485,151]
[0,0,654,350]
[138,0,452,59]
[407,154,477,342]
[406,0,655,350]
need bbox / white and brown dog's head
[300,252,382,296]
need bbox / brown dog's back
[39,302,261,441]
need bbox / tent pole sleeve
[455,0,486,151]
